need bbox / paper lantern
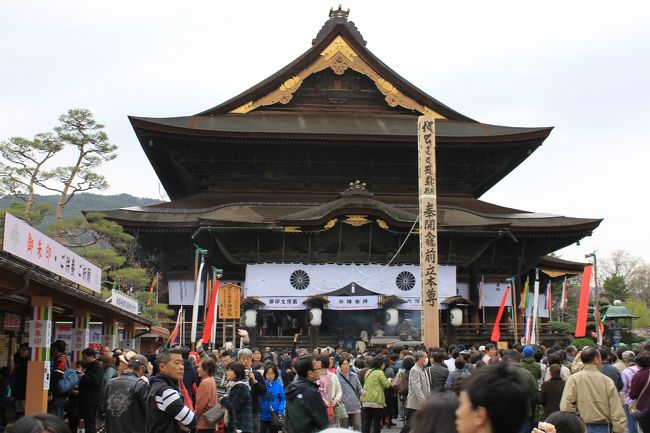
[450,308,463,327]
[386,308,399,327]
[244,309,257,328]
[309,307,322,327]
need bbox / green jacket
[285,377,328,433]
[360,368,392,407]
[520,356,542,381]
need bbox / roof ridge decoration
[230,24,445,118]
[340,180,373,197]
[312,4,366,46]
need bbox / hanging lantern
[450,308,463,327]
[386,308,399,327]
[309,307,322,327]
[244,309,257,328]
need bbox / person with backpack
[49,340,72,419]
[393,356,415,422]
[445,356,471,394]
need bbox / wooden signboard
[418,115,439,348]
[218,283,241,319]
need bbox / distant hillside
[0,193,161,225]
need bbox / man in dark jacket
[104,354,149,433]
[12,343,29,419]
[78,347,103,433]
[599,348,624,391]
[146,348,196,433]
[180,347,199,402]
[428,352,449,393]
[238,348,267,433]
[285,356,328,433]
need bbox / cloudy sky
[1,1,649,263]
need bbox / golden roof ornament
[340,180,373,197]
[329,4,350,21]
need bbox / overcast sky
[1,1,649,264]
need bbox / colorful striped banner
[30,305,52,361]
[71,314,90,363]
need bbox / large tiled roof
[130,113,551,142]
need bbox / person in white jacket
[404,351,431,432]
[317,355,343,427]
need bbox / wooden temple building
[102,7,601,346]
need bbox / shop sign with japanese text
[3,213,101,292]
[29,320,52,348]
[111,289,139,315]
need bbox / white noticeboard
[168,279,205,305]
[43,361,50,391]
[2,213,102,292]
[111,290,139,314]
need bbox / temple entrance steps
[256,335,340,350]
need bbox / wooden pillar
[71,310,90,364]
[417,115,439,347]
[25,296,53,415]
[103,320,119,349]
[123,322,135,351]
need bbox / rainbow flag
[519,277,530,313]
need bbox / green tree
[1,201,54,226]
[0,133,63,222]
[38,109,117,224]
[603,275,629,304]
[624,300,650,328]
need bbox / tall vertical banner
[530,270,540,344]
[417,115,439,347]
[190,256,205,343]
[491,285,511,343]
[575,265,593,337]
[202,280,221,344]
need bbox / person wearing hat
[117,351,138,375]
[520,346,541,382]
[104,354,149,433]
[78,347,103,433]
[621,350,639,433]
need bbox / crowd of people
[3,330,650,433]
